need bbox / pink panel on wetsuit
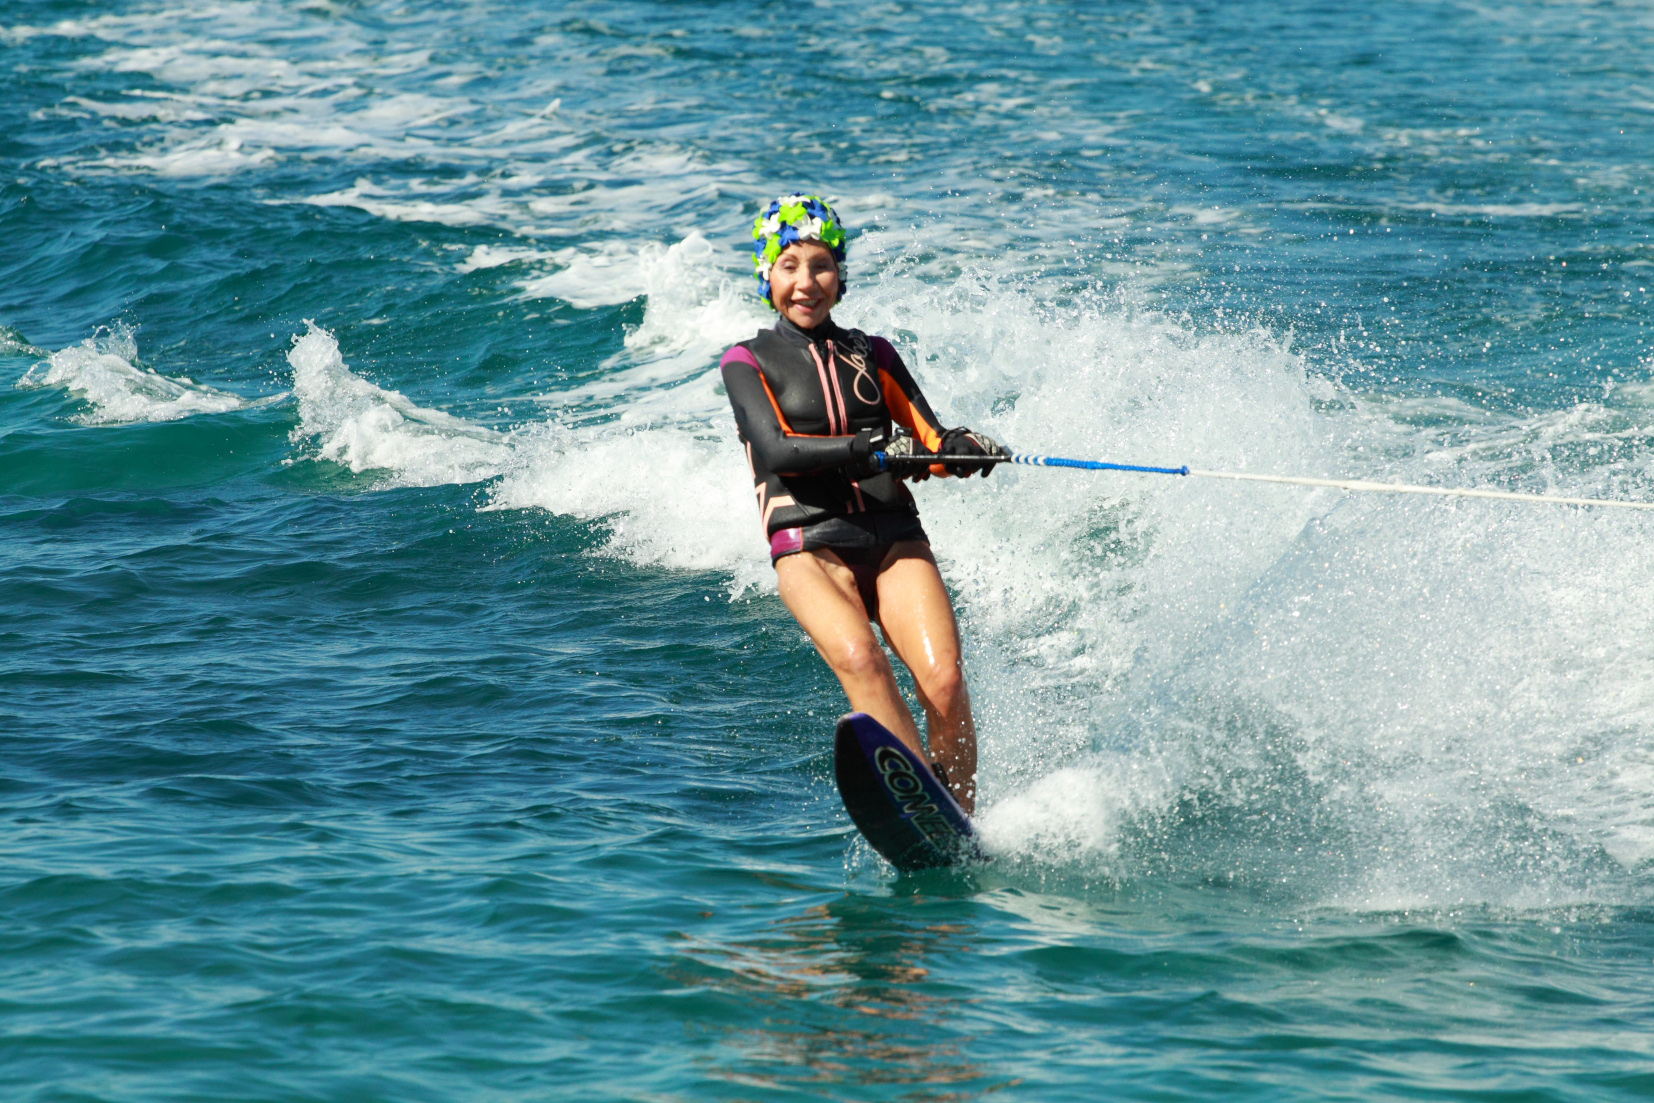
[769,527,805,559]
[720,345,760,369]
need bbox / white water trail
[280,237,769,575]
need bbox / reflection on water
[671,888,1015,1100]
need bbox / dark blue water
[5,2,1654,1099]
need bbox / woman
[719,194,1005,814]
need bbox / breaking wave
[16,325,247,424]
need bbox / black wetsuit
[720,317,949,572]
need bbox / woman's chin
[785,307,829,328]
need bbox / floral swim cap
[751,194,848,307]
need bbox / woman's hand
[882,429,936,481]
[938,428,1008,477]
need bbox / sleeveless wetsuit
[721,317,948,610]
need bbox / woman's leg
[774,549,925,755]
[873,544,978,813]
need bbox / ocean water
[4,0,1654,1098]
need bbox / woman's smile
[768,239,840,329]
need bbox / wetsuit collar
[773,315,842,345]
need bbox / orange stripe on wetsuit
[879,368,944,450]
[876,349,945,476]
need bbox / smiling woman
[6,0,1654,1097]
[718,193,1007,812]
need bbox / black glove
[938,427,1008,477]
[845,427,887,478]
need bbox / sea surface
[4,1,1654,1099]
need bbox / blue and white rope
[1011,453,1190,477]
[1006,453,1654,512]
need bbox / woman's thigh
[872,543,965,685]
[774,549,884,670]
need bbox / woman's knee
[915,659,967,715]
[824,634,893,684]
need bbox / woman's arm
[871,337,955,477]
[721,347,858,476]
[871,337,945,452]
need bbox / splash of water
[16,325,246,424]
[287,322,511,486]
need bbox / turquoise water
[5,1,1654,1098]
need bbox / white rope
[1186,469,1654,511]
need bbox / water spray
[876,452,1654,511]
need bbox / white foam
[521,234,768,409]
[112,132,281,177]
[296,177,501,227]
[486,235,771,586]
[22,0,748,251]
[1316,109,1365,133]
[976,756,1174,864]
[16,325,246,424]
[278,246,765,573]
[515,241,651,309]
[15,2,1173,282]
[60,93,213,123]
[1172,486,1654,892]
[0,327,46,358]
[623,234,768,357]
[457,244,561,274]
[1402,201,1584,219]
[490,419,763,583]
[286,322,511,486]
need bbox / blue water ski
[833,712,980,871]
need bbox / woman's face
[768,240,840,329]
